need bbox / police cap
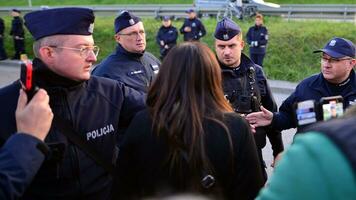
[115,11,141,33]
[24,7,95,41]
[214,17,241,41]
[314,37,355,58]
[12,9,21,13]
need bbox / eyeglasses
[321,56,352,64]
[50,45,100,58]
[118,30,145,38]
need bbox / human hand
[16,89,53,141]
[184,27,191,32]
[160,40,165,46]
[245,106,273,127]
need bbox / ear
[240,40,245,50]
[38,46,55,64]
[114,34,120,43]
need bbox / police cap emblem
[129,19,135,25]
[223,34,229,40]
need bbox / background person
[9,9,25,60]
[113,42,264,200]
[156,16,178,60]
[246,13,268,67]
[0,89,53,200]
[0,17,7,60]
[92,10,160,94]
[246,37,356,132]
[0,8,145,199]
[179,9,206,42]
[214,17,283,180]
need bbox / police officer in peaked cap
[92,10,160,94]
[0,7,145,199]
[247,37,356,133]
[214,17,284,181]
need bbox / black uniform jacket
[10,16,24,38]
[92,44,160,93]
[246,25,268,55]
[0,58,145,199]
[220,54,283,156]
[156,25,178,48]
[179,17,206,41]
[113,109,264,200]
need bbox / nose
[86,51,97,62]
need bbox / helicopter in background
[195,0,280,20]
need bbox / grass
[0,0,355,6]
[1,15,355,82]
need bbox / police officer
[180,9,206,42]
[214,18,283,180]
[0,8,145,199]
[0,17,7,60]
[156,16,178,60]
[246,13,268,67]
[0,89,53,200]
[247,37,356,132]
[10,9,25,60]
[92,11,160,93]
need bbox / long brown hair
[147,42,233,186]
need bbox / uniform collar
[33,58,83,89]
[309,70,356,93]
[116,43,144,59]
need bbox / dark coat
[10,16,24,38]
[220,54,283,157]
[272,70,356,131]
[179,18,206,41]
[92,44,160,93]
[0,58,145,199]
[246,25,268,55]
[0,134,47,200]
[113,109,264,200]
[156,25,178,57]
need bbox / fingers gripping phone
[20,61,38,101]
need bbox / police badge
[129,19,135,25]
[223,34,229,40]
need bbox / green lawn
[1,16,355,82]
[0,0,355,7]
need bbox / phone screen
[322,100,343,121]
[296,100,317,126]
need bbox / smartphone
[320,96,344,121]
[20,61,37,100]
[295,100,317,126]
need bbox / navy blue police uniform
[0,17,7,60]
[92,11,160,94]
[180,9,206,41]
[0,8,145,199]
[10,9,25,60]
[156,16,178,59]
[0,134,48,200]
[272,37,356,132]
[215,18,283,181]
[246,24,268,67]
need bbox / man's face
[49,35,97,81]
[162,20,171,27]
[115,22,146,53]
[11,11,20,17]
[188,12,196,19]
[321,53,355,84]
[215,35,244,68]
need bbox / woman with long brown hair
[113,42,264,199]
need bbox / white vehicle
[195,0,280,20]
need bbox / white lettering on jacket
[86,124,115,141]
